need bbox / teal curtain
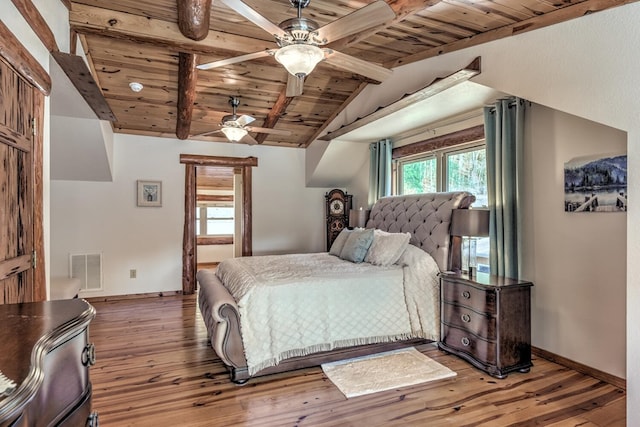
[368,138,393,207]
[484,98,526,278]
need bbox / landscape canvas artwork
[564,153,627,213]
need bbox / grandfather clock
[325,189,352,250]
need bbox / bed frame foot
[231,367,251,384]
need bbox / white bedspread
[215,246,440,375]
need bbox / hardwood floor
[87,295,625,426]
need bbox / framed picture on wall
[137,180,162,207]
[564,153,627,213]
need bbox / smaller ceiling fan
[197,0,395,96]
[197,96,291,145]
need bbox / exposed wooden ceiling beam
[389,0,637,68]
[328,0,439,50]
[51,51,117,121]
[176,52,198,140]
[70,3,273,56]
[320,58,481,141]
[177,0,212,41]
[11,0,59,53]
[254,90,294,144]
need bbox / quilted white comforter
[215,245,440,375]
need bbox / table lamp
[451,208,490,277]
[349,207,370,229]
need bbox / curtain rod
[486,98,530,113]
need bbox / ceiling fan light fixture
[275,44,324,78]
[220,126,248,142]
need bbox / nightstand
[438,272,533,378]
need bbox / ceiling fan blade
[315,1,395,43]
[324,50,392,83]
[286,74,304,97]
[236,114,256,127]
[193,129,222,137]
[197,50,273,70]
[220,0,287,39]
[240,134,260,145]
[245,126,291,135]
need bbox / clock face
[330,199,344,215]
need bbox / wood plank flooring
[87,295,626,426]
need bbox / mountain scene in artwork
[564,154,627,212]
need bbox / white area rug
[322,347,456,398]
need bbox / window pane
[401,158,437,194]
[206,206,234,219]
[447,148,487,207]
[206,219,234,235]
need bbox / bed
[197,192,475,383]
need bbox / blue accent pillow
[340,228,374,263]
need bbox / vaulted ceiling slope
[68,0,627,148]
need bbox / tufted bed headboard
[366,192,475,272]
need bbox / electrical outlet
[130,269,137,279]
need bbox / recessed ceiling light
[129,82,144,92]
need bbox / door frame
[180,154,258,294]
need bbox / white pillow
[329,228,351,256]
[364,229,411,266]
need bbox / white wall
[197,245,233,264]
[521,104,627,378]
[51,134,328,297]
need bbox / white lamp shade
[274,44,324,77]
[220,126,247,142]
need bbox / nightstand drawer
[442,302,496,340]
[441,324,496,365]
[442,281,496,314]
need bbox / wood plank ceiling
[67,0,631,148]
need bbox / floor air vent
[70,253,103,291]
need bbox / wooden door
[0,58,38,304]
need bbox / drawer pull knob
[461,337,470,347]
[82,343,96,367]
[461,314,471,323]
[462,291,471,299]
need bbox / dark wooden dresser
[0,299,98,426]
[439,272,533,378]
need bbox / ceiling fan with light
[197,96,291,144]
[197,0,395,96]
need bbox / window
[399,156,437,194]
[445,146,488,207]
[396,139,489,272]
[397,142,487,207]
[196,204,234,236]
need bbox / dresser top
[440,272,533,289]
[0,299,95,419]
